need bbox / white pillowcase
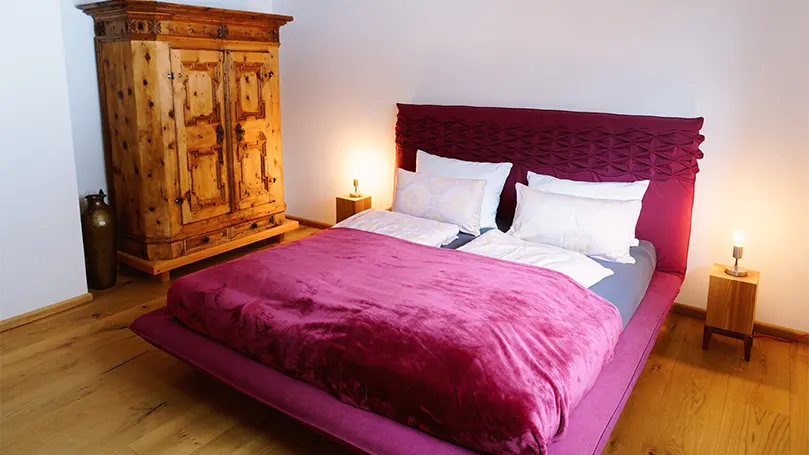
[527,171,650,200]
[507,183,640,263]
[526,172,649,246]
[416,150,512,230]
[392,168,486,235]
[334,209,459,247]
[458,229,614,288]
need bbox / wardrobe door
[226,50,282,211]
[170,49,232,224]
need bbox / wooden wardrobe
[79,1,297,282]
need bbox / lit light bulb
[733,230,746,247]
[725,230,749,277]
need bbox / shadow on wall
[61,0,106,197]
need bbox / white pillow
[526,172,649,246]
[416,150,512,229]
[507,183,640,263]
[334,209,459,247]
[392,168,486,235]
[458,229,614,288]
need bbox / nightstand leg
[744,335,753,362]
[702,325,712,350]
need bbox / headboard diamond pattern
[395,104,705,275]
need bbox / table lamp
[350,178,361,198]
[724,230,748,277]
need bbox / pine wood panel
[100,40,144,237]
[227,51,280,212]
[131,40,173,239]
[94,39,117,205]
[265,47,284,215]
[117,219,299,276]
[184,227,230,253]
[171,49,231,224]
[77,1,292,46]
[165,204,286,241]
[231,216,274,240]
[0,226,805,455]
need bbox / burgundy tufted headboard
[395,104,704,276]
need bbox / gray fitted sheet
[590,241,657,327]
[441,228,492,249]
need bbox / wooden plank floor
[1,226,807,455]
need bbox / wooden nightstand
[702,263,760,361]
[336,194,372,223]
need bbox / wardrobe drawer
[185,228,230,253]
[231,217,273,239]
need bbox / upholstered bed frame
[131,104,704,454]
[396,104,704,276]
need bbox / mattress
[590,240,657,327]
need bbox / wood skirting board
[0,292,94,333]
[672,302,809,345]
[287,215,333,230]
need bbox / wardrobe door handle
[202,236,210,244]
[235,123,245,142]
[250,222,258,229]
[216,124,224,144]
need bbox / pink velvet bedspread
[166,228,623,455]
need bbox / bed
[131,103,704,454]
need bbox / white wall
[62,0,274,197]
[0,0,88,319]
[274,0,809,331]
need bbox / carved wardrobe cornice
[79,0,292,44]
